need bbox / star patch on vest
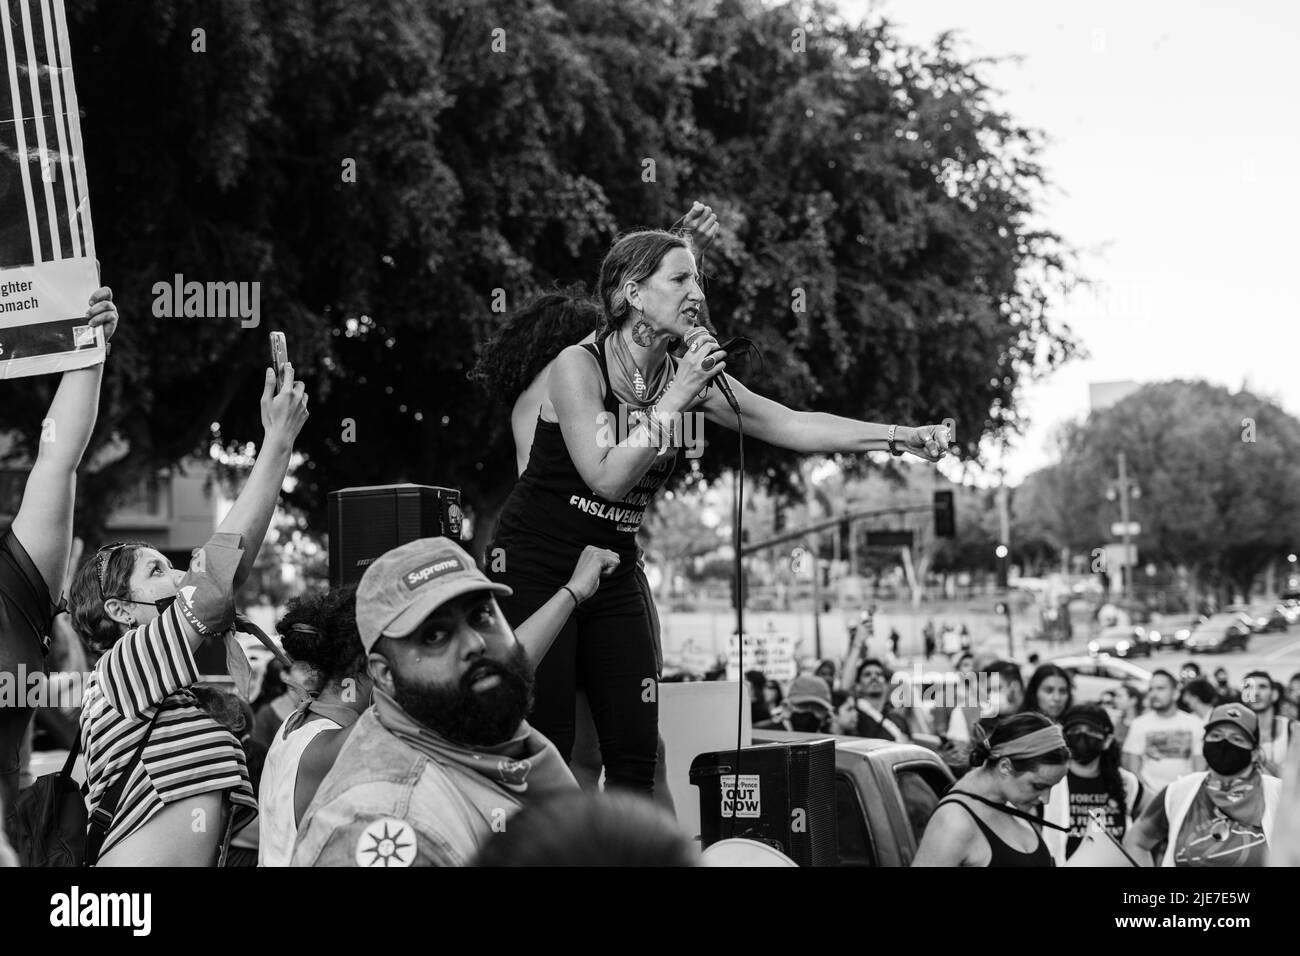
[355,818,417,867]
[498,757,532,789]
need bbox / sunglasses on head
[94,542,132,601]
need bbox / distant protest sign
[0,0,101,380]
[726,629,797,682]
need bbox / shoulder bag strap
[85,703,167,866]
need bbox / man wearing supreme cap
[291,537,612,867]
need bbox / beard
[389,643,535,748]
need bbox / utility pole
[1105,452,1141,599]
[809,538,822,660]
[997,466,1014,659]
[803,462,822,661]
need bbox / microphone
[683,325,740,415]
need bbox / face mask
[120,594,177,613]
[789,711,827,733]
[1066,731,1104,764]
[1203,739,1253,776]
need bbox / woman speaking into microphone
[487,227,951,795]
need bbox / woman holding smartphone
[68,364,309,866]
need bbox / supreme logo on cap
[402,552,469,590]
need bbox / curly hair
[68,541,153,653]
[277,586,364,690]
[468,285,603,403]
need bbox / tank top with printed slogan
[492,334,681,582]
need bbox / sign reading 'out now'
[719,774,761,818]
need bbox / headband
[987,725,1067,761]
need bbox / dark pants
[496,568,661,794]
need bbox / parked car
[1087,625,1152,659]
[1145,615,1204,650]
[1185,612,1252,653]
[1049,655,1152,702]
[751,731,955,866]
[1248,605,1290,634]
[1279,600,1300,626]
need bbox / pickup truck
[752,730,956,866]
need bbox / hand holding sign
[1063,809,1139,867]
[85,287,118,342]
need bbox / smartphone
[269,332,289,391]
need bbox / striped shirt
[78,533,257,859]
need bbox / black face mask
[119,594,177,613]
[1066,731,1105,764]
[1203,739,1254,776]
[788,710,828,733]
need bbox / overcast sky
[836,0,1299,485]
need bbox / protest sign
[0,0,100,380]
[726,629,797,682]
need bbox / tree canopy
[1012,380,1300,598]
[0,0,1080,553]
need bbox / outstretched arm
[698,375,950,460]
[11,288,119,597]
[216,363,310,590]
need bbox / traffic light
[774,506,785,533]
[933,490,955,538]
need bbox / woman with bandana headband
[1042,703,1146,864]
[1124,703,1285,866]
[913,713,1070,867]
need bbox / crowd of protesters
[742,637,1300,867]
[1,259,1297,871]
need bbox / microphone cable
[726,377,744,839]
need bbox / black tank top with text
[491,334,681,582]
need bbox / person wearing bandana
[292,538,597,867]
[1124,703,1285,866]
[1042,704,1146,864]
[68,362,310,866]
[913,713,1070,867]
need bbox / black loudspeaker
[328,484,464,588]
[690,739,838,867]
